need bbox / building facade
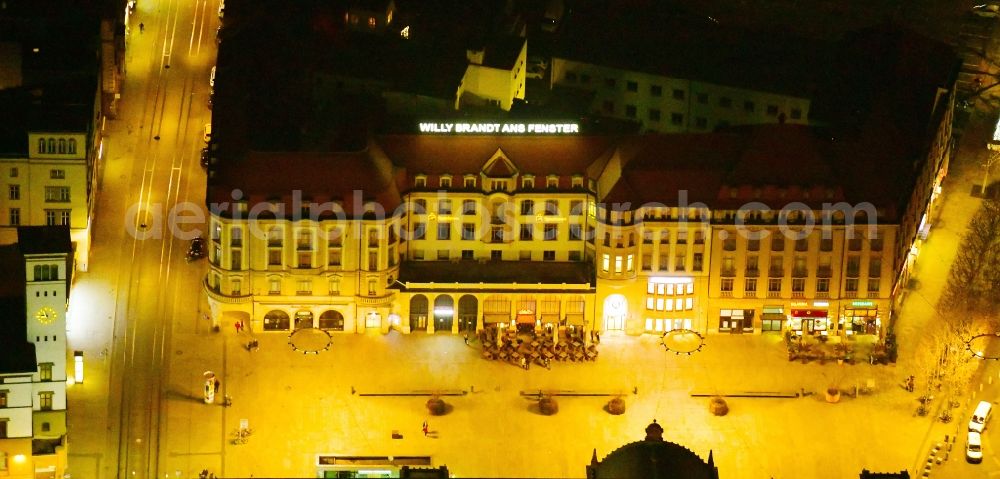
[0,226,73,479]
[205,122,947,340]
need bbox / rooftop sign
[418,122,579,135]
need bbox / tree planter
[426,397,447,416]
[708,396,729,416]
[606,397,626,415]
[825,387,841,403]
[539,396,559,416]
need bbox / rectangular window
[45,210,71,226]
[847,256,861,277]
[650,85,662,96]
[464,177,476,188]
[8,208,19,226]
[869,258,882,277]
[520,200,534,215]
[412,222,426,240]
[8,184,19,200]
[614,255,623,273]
[438,199,451,215]
[792,278,805,292]
[569,224,583,241]
[231,249,242,270]
[0,391,6,407]
[462,223,476,240]
[625,105,637,118]
[544,199,558,215]
[297,280,312,295]
[744,100,755,112]
[744,277,757,293]
[268,249,282,266]
[462,249,474,260]
[437,250,449,260]
[767,104,779,115]
[368,251,378,270]
[816,277,829,293]
[298,252,312,268]
[845,278,858,292]
[437,223,451,240]
[768,278,781,292]
[543,250,556,261]
[627,81,638,92]
[692,253,703,272]
[604,78,616,89]
[9,167,17,177]
[695,117,707,129]
[520,224,533,241]
[462,200,476,215]
[269,278,281,294]
[670,113,683,125]
[674,254,685,271]
[39,363,53,381]
[50,169,65,179]
[39,392,53,411]
[327,249,341,266]
[44,186,71,202]
[867,278,880,294]
[544,224,558,240]
[626,254,634,271]
[697,93,708,104]
[719,97,732,108]
[791,108,802,119]
[720,278,734,292]
[672,89,685,100]
[649,108,661,122]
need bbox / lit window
[368,17,376,27]
[614,256,623,273]
[602,254,610,272]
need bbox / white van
[969,401,992,433]
[203,123,212,143]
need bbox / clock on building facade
[35,306,58,324]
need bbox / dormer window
[522,175,534,189]
[464,175,477,188]
[571,176,584,188]
[440,175,452,188]
[415,175,427,188]
[546,175,559,188]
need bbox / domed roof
[588,421,719,479]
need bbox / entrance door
[458,295,478,333]
[603,294,627,331]
[802,318,815,333]
[730,318,743,333]
[434,295,454,333]
[294,310,314,329]
[410,295,428,332]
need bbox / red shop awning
[790,309,828,318]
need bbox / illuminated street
[65,1,218,479]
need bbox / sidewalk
[891,109,993,476]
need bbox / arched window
[37,138,46,154]
[47,138,56,153]
[319,310,344,330]
[410,294,428,331]
[263,310,290,331]
[58,139,66,154]
[67,139,77,154]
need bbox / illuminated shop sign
[418,122,580,134]
[851,300,875,308]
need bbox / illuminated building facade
[0,227,73,479]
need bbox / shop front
[718,309,755,333]
[841,300,881,335]
[789,307,829,335]
[761,306,784,333]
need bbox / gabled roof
[482,148,517,177]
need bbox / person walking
[422,420,429,436]
[139,23,144,33]
[213,379,220,394]
[463,333,469,345]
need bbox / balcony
[792,268,808,278]
[791,291,805,298]
[815,292,829,299]
[744,268,759,277]
[720,290,733,298]
[816,266,832,278]
[357,293,394,307]
[867,292,880,299]
[846,268,860,278]
[297,243,312,251]
[767,291,781,298]
[844,291,857,298]
[203,277,252,304]
[768,267,783,277]
[721,268,735,277]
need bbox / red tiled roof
[208,146,401,217]
[377,134,618,180]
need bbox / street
[66,1,219,479]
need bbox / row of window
[219,246,395,271]
[602,101,802,124]
[719,255,882,278]
[37,138,78,155]
[6,168,65,178]
[720,277,881,294]
[6,208,70,226]
[408,198,587,216]
[409,222,585,242]
[721,236,883,252]
[411,249,573,262]
[7,185,71,202]
[0,389,54,409]
[413,175,587,190]
[562,71,802,116]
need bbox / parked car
[967,431,983,463]
[973,4,1000,18]
[203,123,212,143]
[200,148,209,169]
[187,237,206,262]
